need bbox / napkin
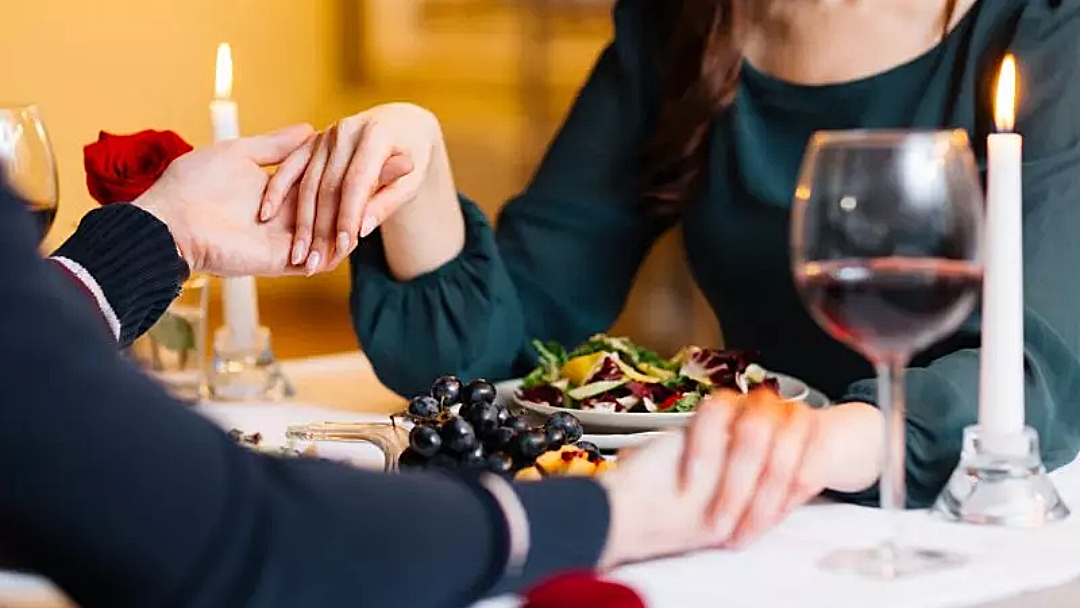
[524,572,646,608]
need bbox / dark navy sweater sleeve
[51,204,188,346]
[0,184,610,608]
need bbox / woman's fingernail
[360,214,378,239]
[336,231,351,255]
[305,251,321,276]
[291,240,307,265]
[259,202,273,222]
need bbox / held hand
[598,433,725,567]
[259,103,450,274]
[598,390,883,567]
[679,390,883,549]
[133,124,317,277]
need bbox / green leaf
[522,367,548,390]
[636,348,677,371]
[532,339,567,368]
[567,341,606,360]
[672,392,703,413]
[661,375,693,388]
[148,311,195,353]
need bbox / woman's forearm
[379,142,467,281]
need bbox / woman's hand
[133,124,317,277]
[679,389,883,549]
[593,390,882,568]
[260,103,462,276]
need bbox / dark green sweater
[352,0,1080,506]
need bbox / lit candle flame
[215,43,233,99]
[994,54,1017,133]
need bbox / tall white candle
[978,54,1025,436]
[210,43,240,142]
[211,42,260,350]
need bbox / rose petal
[83,129,192,205]
[524,572,646,608]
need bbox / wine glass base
[933,425,1070,526]
[820,544,966,579]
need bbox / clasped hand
[599,389,881,567]
[135,103,439,278]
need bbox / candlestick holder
[207,325,293,402]
[933,425,1069,526]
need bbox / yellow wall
[3,0,333,245]
[3,0,716,357]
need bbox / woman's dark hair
[643,0,960,218]
[643,0,750,218]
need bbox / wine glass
[790,130,984,578]
[0,105,59,243]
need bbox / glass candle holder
[127,273,210,400]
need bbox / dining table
[3,350,1080,608]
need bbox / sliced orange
[561,352,607,386]
[514,466,543,482]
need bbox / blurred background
[4,0,719,361]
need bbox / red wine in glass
[795,257,981,360]
[27,200,58,243]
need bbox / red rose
[83,130,192,205]
[523,572,646,608]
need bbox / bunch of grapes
[398,375,590,476]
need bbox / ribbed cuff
[351,193,492,289]
[53,204,189,346]
[487,478,610,596]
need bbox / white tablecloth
[478,455,1080,608]
[3,353,1079,608]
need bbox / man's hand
[598,391,883,567]
[133,124,316,277]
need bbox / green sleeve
[350,0,672,397]
[838,1,1080,508]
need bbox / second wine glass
[790,130,984,578]
[0,105,59,243]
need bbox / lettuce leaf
[523,339,569,389]
[672,392,703,413]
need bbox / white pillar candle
[211,42,260,350]
[978,54,1026,436]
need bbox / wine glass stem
[875,357,909,551]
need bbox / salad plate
[501,374,809,433]
[505,334,813,434]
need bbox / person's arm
[47,204,188,346]
[41,125,327,347]
[351,0,673,396]
[835,1,1080,507]
[0,184,611,608]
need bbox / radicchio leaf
[678,347,751,388]
[584,354,623,383]
[579,387,638,412]
[518,385,565,408]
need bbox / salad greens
[517,333,778,414]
